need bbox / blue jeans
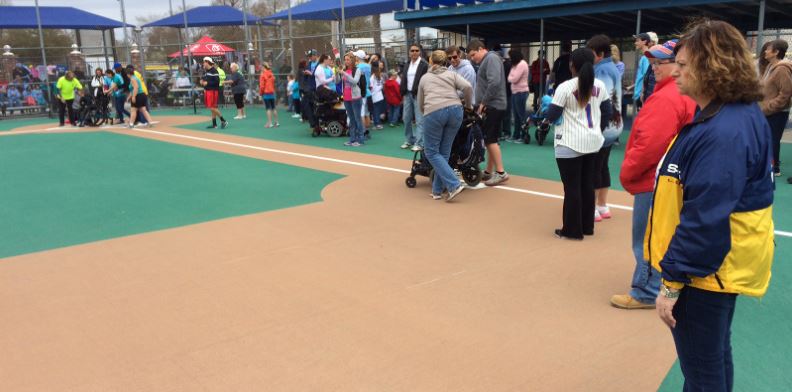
[672,286,737,392]
[344,99,364,144]
[511,92,528,139]
[388,104,401,125]
[423,105,463,195]
[402,93,424,146]
[630,192,661,303]
[114,94,130,121]
[372,99,387,126]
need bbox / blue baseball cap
[645,39,679,60]
[113,62,122,70]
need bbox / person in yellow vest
[55,71,83,126]
[217,63,226,106]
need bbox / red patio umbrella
[168,36,236,58]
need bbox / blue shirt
[357,62,372,97]
[594,57,622,109]
[633,56,649,102]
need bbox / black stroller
[405,107,486,188]
[77,93,110,127]
[312,86,348,137]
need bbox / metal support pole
[340,0,346,55]
[34,0,51,118]
[415,0,420,46]
[288,0,295,74]
[634,10,642,73]
[539,18,545,97]
[466,24,470,46]
[102,29,110,70]
[757,0,766,57]
[181,0,195,114]
[402,0,409,46]
[242,0,254,98]
[119,0,131,64]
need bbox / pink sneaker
[595,209,603,223]
[598,206,612,219]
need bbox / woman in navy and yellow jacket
[647,20,775,391]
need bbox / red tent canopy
[168,36,236,58]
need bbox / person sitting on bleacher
[7,86,21,109]
[31,85,46,106]
[0,85,8,116]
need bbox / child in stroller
[405,107,486,188]
[312,86,348,137]
[76,88,110,127]
[521,88,558,145]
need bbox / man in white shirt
[399,43,429,151]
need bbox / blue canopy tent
[142,5,274,28]
[0,6,129,30]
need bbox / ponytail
[571,48,595,107]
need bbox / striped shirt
[551,77,608,155]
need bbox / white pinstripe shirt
[552,77,608,154]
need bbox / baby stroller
[521,92,555,145]
[312,86,348,137]
[405,107,486,188]
[77,93,110,127]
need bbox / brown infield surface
[1,116,675,391]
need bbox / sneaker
[241,115,246,119]
[264,124,273,128]
[513,139,525,144]
[127,123,136,129]
[400,142,412,149]
[430,193,443,200]
[291,114,301,118]
[484,171,509,186]
[610,294,655,309]
[774,171,782,177]
[597,206,612,219]
[389,123,396,128]
[554,229,583,241]
[233,115,242,120]
[594,210,603,223]
[207,124,217,129]
[411,145,423,152]
[482,171,492,181]
[274,122,280,127]
[375,125,384,130]
[221,121,228,129]
[344,141,354,146]
[446,184,465,202]
[351,142,362,147]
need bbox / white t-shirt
[370,75,385,102]
[551,77,609,155]
[407,59,420,93]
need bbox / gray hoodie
[417,66,473,116]
[475,51,507,110]
[449,59,477,104]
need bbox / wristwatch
[660,285,680,299]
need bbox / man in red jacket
[610,40,698,309]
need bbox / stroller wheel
[536,129,548,146]
[405,176,417,188]
[461,166,483,187]
[326,121,344,137]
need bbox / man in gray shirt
[468,39,509,186]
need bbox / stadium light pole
[34,0,51,117]
[118,0,131,64]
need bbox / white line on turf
[128,128,792,239]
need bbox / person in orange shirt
[259,62,278,128]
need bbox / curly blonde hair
[675,19,762,103]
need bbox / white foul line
[128,127,792,239]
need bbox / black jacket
[400,58,429,97]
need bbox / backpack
[357,70,367,95]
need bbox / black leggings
[766,111,789,173]
[593,145,613,189]
[233,93,245,109]
[556,153,598,239]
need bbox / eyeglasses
[450,55,459,60]
[410,49,420,52]
[650,59,675,66]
